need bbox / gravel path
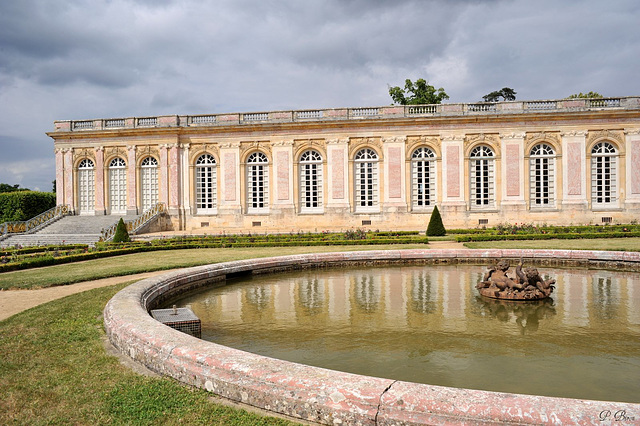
[0,270,177,322]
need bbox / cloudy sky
[1,0,639,191]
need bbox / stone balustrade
[52,97,640,132]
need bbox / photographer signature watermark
[599,410,636,422]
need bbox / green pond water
[168,264,640,403]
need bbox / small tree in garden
[112,218,130,243]
[426,205,446,236]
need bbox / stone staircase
[1,214,137,248]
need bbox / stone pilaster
[168,143,181,212]
[561,131,588,210]
[625,128,640,209]
[499,133,526,207]
[94,147,105,215]
[218,142,242,213]
[382,136,406,211]
[126,145,137,215]
[439,134,466,211]
[55,149,64,205]
[158,144,169,205]
[63,149,74,213]
[271,140,294,208]
[326,138,349,209]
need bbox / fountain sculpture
[476,259,555,300]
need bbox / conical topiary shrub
[426,205,446,236]
[112,218,131,243]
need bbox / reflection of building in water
[184,266,640,334]
[561,274,589,327]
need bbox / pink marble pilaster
[632,140,640,194]
[446,146,460,198]
[388,147,401,199]
[126,146,137,212]
[168,145,180,209]
[55,149,64,205]
[331,149,344,199]
[64,149,74,210]
[94,148,105,213]
[506,144,520,197]
[224,152,237,202]
[567,143,582,195]
[276,151,290,200]
[159,146,168,204]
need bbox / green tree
[482,87,517,102]
[567,91,603,99]
[112,218,131,243]
[0,183,29,193]
[389,78,449,105]
[426,205,446,236]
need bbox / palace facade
[48,97,640,232]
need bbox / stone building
[48,97,640,232]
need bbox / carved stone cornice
[440,134,464,142]
[500,132,526,140]
[293,139,326,158]
[136,145,159,161]
[72,148,96,163]
[348,137,383,157]
[560,130,587,137]
[525,132,561,145]
[271,140,295,147]
[189,143,220,162]
[624,128,640,135]
[219,142,241,149]
[239,140,272,159]
[382,136,406,144]
[406,135,441,159]
[326,138,349,145]
[587,129,624,146]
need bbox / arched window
[529,144,555,208]
[299,150,323,212]
[195,154,217,213]
[77,158,95,214]
[354,148,379,212]
[140,156,158,211]
[469,145,495,208]
[411,147,436,209]
[246,152,269,212]
[591,142,618,206]
[108,157,127,214]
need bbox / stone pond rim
[103,249,640,425]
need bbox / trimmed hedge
[456,231,640,242]
[0,191,56,223]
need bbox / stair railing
[0,204,71,239]
[101,203,167,241]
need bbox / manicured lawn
[0,282,298,425]
[0,244,427,290]
[464,237,640,251]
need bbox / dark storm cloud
[1,0,639,191]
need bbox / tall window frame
[469,145,495,209]
[77,158,95,214]
[591,141,618,207]
[354,148,379,213]
[299,150,323,213]
[140,156,158,212]
[108,157,127,214]
[246,151,269,213]
[195,153,217,214]
[529,143,556,208]
[411,147,436,210]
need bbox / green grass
[464,237,640,251]
[0,244,427,290]
[0,282,298,425]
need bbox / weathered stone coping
[104,249,640,425]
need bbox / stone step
[35,215,137,235]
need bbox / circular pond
[168,263,640,404]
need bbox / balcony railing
[54,96,639,132]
